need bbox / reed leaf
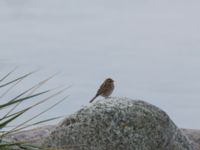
[6,95,68,135]
[0,90,49,110]
[0,109,28,130]
[0,67,17,83]
[0,70,36,88]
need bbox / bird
[89,78,114,103]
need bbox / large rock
[43,97,195,150]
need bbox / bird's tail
[89,95,98,103]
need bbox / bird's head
[106,78,114,83]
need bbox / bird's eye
[108,78,113,82]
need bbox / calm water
[0,0,200,128]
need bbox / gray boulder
[43,97,195,150]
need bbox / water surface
[0,0,200,128]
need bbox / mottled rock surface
[5,125,56,146]
[182,129,200,150]
[43,97,195,150]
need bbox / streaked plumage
[90,78,114,103]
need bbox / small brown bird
[90,78,114,103]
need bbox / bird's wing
[96,81,109,96]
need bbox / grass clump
[0,69,69,150]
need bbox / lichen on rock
[43,97,195,150]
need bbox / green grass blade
[0,109,28,130]
[12,116,62,132]
[0,67,17,83]
[0,77,23,98]
[4,75,57,119]
[0,141,24,147]
[9,96,68,134]
[11,86,70,116]
[17,144,43,150]
[1,90,68,137]
[0,113,20,123]
[27,73,59,96]
[0,90,49,110]
[0,70,36,88]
